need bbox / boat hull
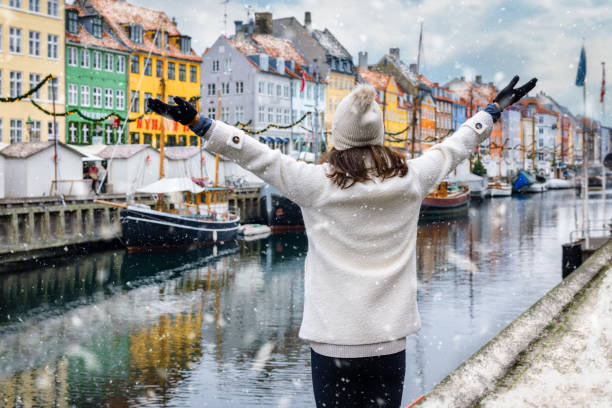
[120,207,240,250]
[421,189,470,218]
[488,187,512,197]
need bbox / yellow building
[325,70,355,131]
[81,0,202,147]
[0,0,66,143]
[357,68,409,150]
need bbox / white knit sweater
[196,111,493,354]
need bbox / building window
[207,107,216,120]
[190,65,197,83]
[179,36,191,54]
[212,60,219,72]
[276,108,282,122]
[9,1,22,8]
[105,53,114,71]
[221,106,230,122]
[81,48,90,68]
[68,122,78,143]
[92,17,102,39]
[67,10,78,33]
[29,0,40,12]
[105,88,113,109]
[28,31,40,56]
[258,81,264,94]
[28,120,40,141]
[207,83,216,96]
[47,34,58,59]
[131,91,139,112]
[221,82,230,94]
[130,54,139,74]
[116,55,125,73]
[283,86,289,97]
[68,83,78,105]
[144,57,152,76]
[276,84,282,97]
[116,90,125,110]
[9,27,22,54]
[129,132,138,144]
[130,24,143,44]
[92,87,102,108]
[29,73,41,99]
[93,50,101,69]
[10,120,23,143]
[179,64,186,81]
[9,71,22,98]
[47,121,58,140]
[67,46,77,66]
[167,62,175,80]
[284,109,290,124]
[156,60,162,77]
[235,106,244,122]
[236,81,244,94]
[267,107,273,122]
[224,58,231,72]
[267,83,273,96]
[258,106,265,122]
[81,85,90,106]
[47,0,58,16]
[539,128,544,134]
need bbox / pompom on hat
[331,84,384,151]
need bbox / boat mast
[216,90,221,186]
[157,25,166,210]
[410,22,423,159]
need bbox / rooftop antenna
[220,0,229,35]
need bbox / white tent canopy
[136,177,206,194]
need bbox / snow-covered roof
[66,6,128,53]
[357,68,390,91]
[251,34,308,66]
[383,54,417,84]
[312,28,352,60]
[85,0,201,62]
[0,142,86,159]
[164,146,200,160]
[97,144,153,159]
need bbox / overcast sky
[128,0,612,125]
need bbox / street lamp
[25,116,33,142]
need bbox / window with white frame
[116,55,125,73]
[105,53,113,71]
[276,85,282,97]
[92,17,102,39]
[47,0,58,16]
[68,122,78,143]
[29,31,40,56]
[258,81,264,94]
[221,82,230,94]
[9,27,22,54]
[10,71,22,98]
[93,51,101,69]
[0,70,2,97]
[267,83,273,96]
[283,86,289,97]
[130,54,139,73]
[0,25,2,53]
[221,106,230,122]
[207,83,216,96]
[105,88,113,109]
[30,120,41,141]
[10,120,23,143]
[116,90,125,110]
[81,48,90,68]
[267,107,273,122]
[47,121,58,140]
[212,60,219,72]
[130,91,139,112]
[68,83,78,105]
[67,10,78,33]
[47,34,58,59]
[207,107,216,120]
[235,81,244,94]
[235,106,244,122]
[29,73,41,99]
[284,109,290,124]
[29,0,40,12]
[81,85,90,106]
[48,77,58,101]
[9,1,22,9]
[67,46,77,66]
[224,58,231,72]
[258,106,264,122]
[276,108,282,123]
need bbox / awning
[274,137,283,143]
[282,138,289,144]
[265,137,274,143]
[136,177,206,194]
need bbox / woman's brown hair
[318,145,409,189]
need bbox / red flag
[300,71,306,92]
[601,62,606,103]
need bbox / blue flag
[576,46,586,86]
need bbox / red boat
[420,182,470,217]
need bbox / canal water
[0,190,610,407]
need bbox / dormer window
[66,9,78,34]
[179,35,191,54]
[129,23,143,44]
[92,17,102,39]
[155,31,161,48]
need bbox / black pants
[311,348,405,408]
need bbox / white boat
[546,178,575,189]
[525,182,548,193]
[487,181,512,197]
[239,224,272,236]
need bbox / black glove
[493,76,538,110]
[147,96,197,126]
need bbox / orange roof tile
[66,25,128,52]
[357,68,390,91]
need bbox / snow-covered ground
[480,266,612,407]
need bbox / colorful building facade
[77,0,202,148]
[65,5,129,144]
[0,0,66,143]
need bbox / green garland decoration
[0,74,53,103]
[31,100,144,124]
[238,112,311,135]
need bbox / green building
[64,4,129,145]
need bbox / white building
[1,142,86,198]
[0,143,7,199]
[97,145,160,194]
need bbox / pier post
[58,210,66,240]
[87,208,95,237]
[9,213,19,245]
[26,211,35,244]
[74,209,82,237]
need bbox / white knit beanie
[331,84,384,151]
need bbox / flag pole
[582,76,588,245]
[601,61,606,230]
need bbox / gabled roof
[251,34,308,66]
[164,146,200,160]
[312,28,352,60]
[0,142,86,159]
[83,0,201,62]
[357,68,390,91]
[97,144,153,159]
[380,54,417,84]
[66,6,128,52]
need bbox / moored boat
[487,181,512,197]
[421,182,470,217]
[239,224,272,236]
[512,171,536,193]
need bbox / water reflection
[0,190,610,407]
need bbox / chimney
[234,20,245,40]
[409,63,417,74]
[389,47,400,59]
[254,12,273,35]
[358,51,368,70]
[304,11,312,32]
[461,76,465,81]
[475,75,482,84]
